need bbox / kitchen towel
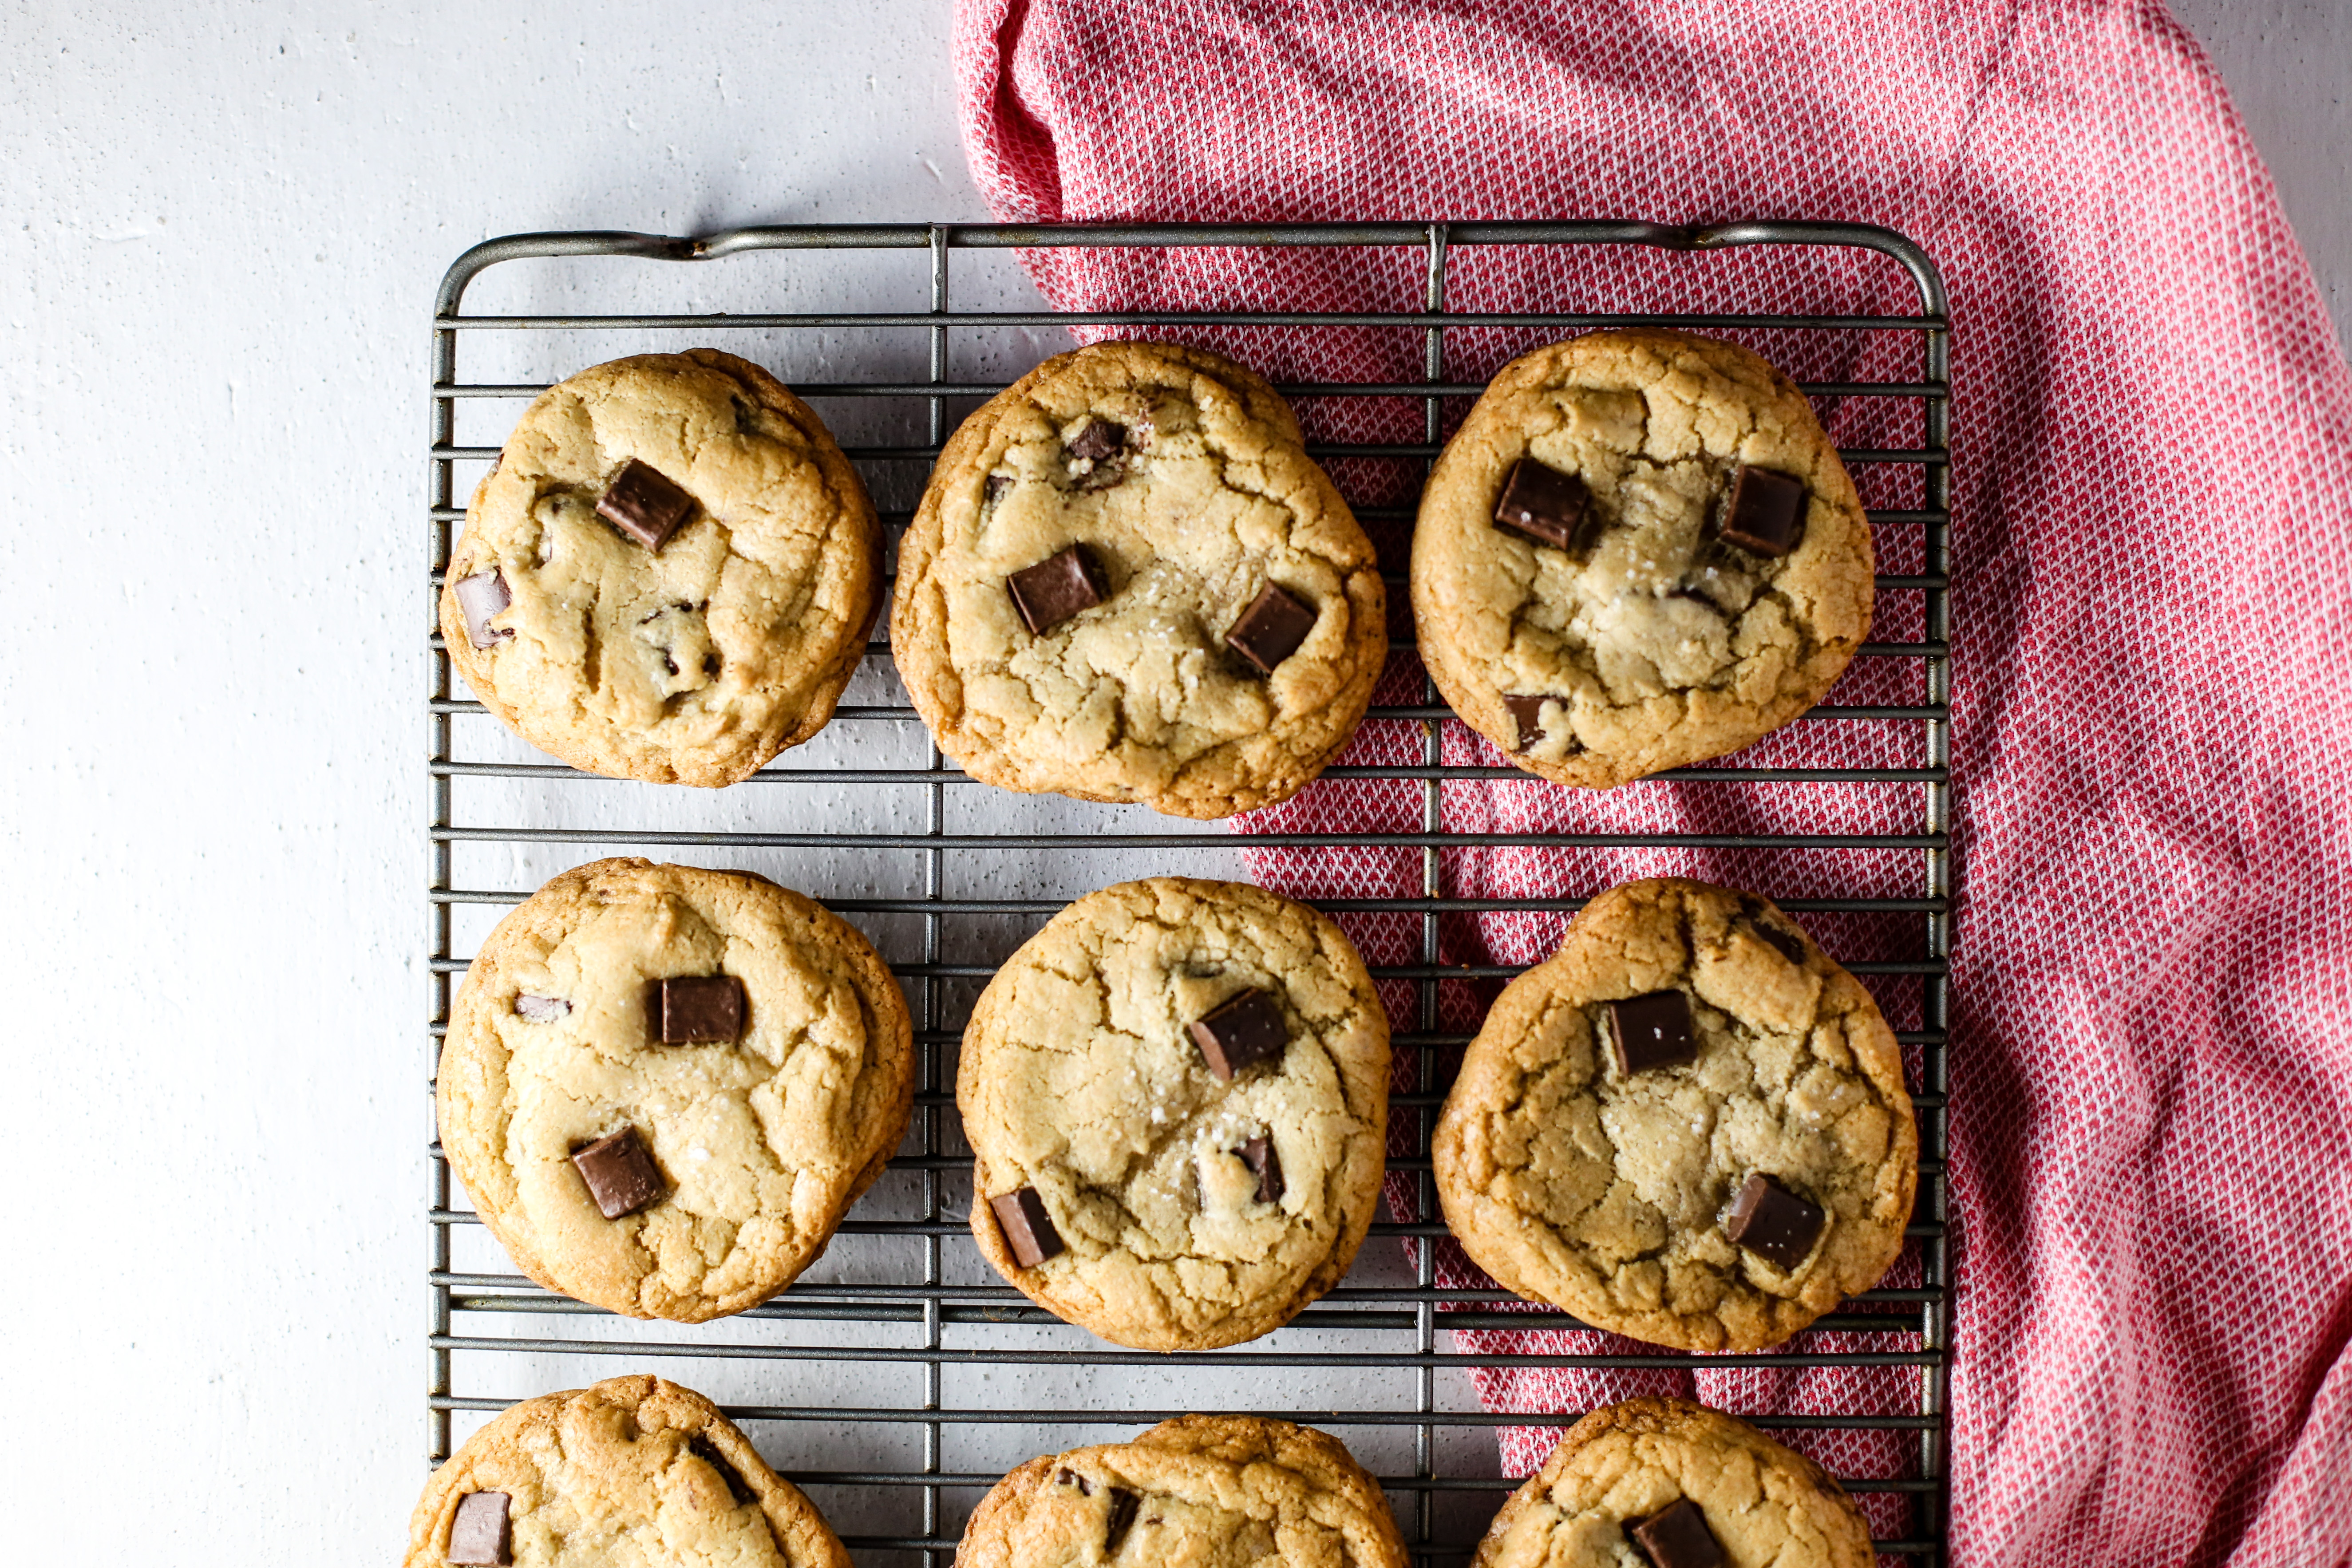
[952,2,2352,1563]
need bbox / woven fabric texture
[950,3,2352,1563]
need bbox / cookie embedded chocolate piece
[454,569,514,650]
[1103,1487,1142,1555]
[1492,457,1593,552]
[687,1434,757,1506]
[571,1126,664,1220]
[1189,988,1289,1079]
[596,458,697,551]
[990,1186,1065,1268]
[1067,419,1125,462]
[1239,1136,1285,1205]
[1629,1497,1724,1568]
[1225,583,1317,674]
[650,975,747,1043]
[1607,990,1697,1075]
[1502,694,1551,752]
[983,474,1013,506]
[447,1490,512,1566]
[514,994,571,1023]
[1727,1173,1826,1270]
[1008,545,1110,636]
[1055,1467,1095,1496]
[1719,466,1807,556]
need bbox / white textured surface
[0,2,2343,1561]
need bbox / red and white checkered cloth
[951,3,2352,1561]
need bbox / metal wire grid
[427,221,1953,1564]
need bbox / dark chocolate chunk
[1607,991,1697,1075]
[1719,466,1806,556]
[1188,988,1289,1080]
[514,994,571,1023]
[688,1434,757,1506]
[571,1126,664,1220]
[1727,1173,1826,1270]
[1502,694,1552,752]
[650,975,747,1044]
[1067,419,1125,462]
[596,458,697,551]
[1239,1136,1285,1205]
[1492,457,1593,552]
[448,1490,512,1566]
[1008,545,1110,635]
[1055,1467,1095,1496]
[454,569,514,650]
[1103,1487,1141,1556]
[984,474,1014,506]
[1629,1497,1723,1568]
[1751,921,1809,966]
[989,1186,1065,1268]
[1224,583,1317,675]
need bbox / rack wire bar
[429,220,1954,1566]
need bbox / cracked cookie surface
[442,350,882,787]
[1431,879,1915,1351]
[439,858,913,1322]
[960,878,1390,1349]
[893,341,1387,819]
[404,1374,851,1568]
[1411,330,1872,787]
[1470,1398,1874,1568]
[958,1414,1409,1568]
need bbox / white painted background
[2,2,2342,1560]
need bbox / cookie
[959,877,1390,1349]
[892,340,1387,819]
[958,1414,1409,1568]
[441,349,882,787]
[1470,1398,1875,1568]
[437,858,913,1322]
[1431,878,1916,1351]
[404,1374,850,1568]
[1410,329,1873,786]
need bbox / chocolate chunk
[1189,988,1289,1080]
[1239,1137,1285,1205]
[596,458,697,551]
[1224,583,1317,675]
[447,1490,512,1566]
[688,1434,757,1506]
[1502,694,1552,752]
[514,994,571,1023]
[1727,1173,1826,1270]
[1055,1467,1095,1496]
[984,474,1013,506]
[1492,457,1593,552]
[1607,990,1697,1075]
[1103,1488,1141,1556]
[1008,545,1110,636]
[454,569,514,650]
[1751,921,1809,966]
[649,975,746,1044]
[1719,466,1807,556]
[1067,419,1125,462]
[571,1126,664,1220]
[989,1186,1065,1268]
[1629,1498,1723,1568]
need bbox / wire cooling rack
[427,221,1953,1564]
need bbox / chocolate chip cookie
[1431,878,1916,1351]
[437,858,913,1322]
[442,349,882,786]
[892,341,1388,819]
[1471,1398,1874,1568]
[404,1374,850,1568]
[1411,329,1873,786]
[958,1415,1409,1568]
[960,877,1391,1349]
